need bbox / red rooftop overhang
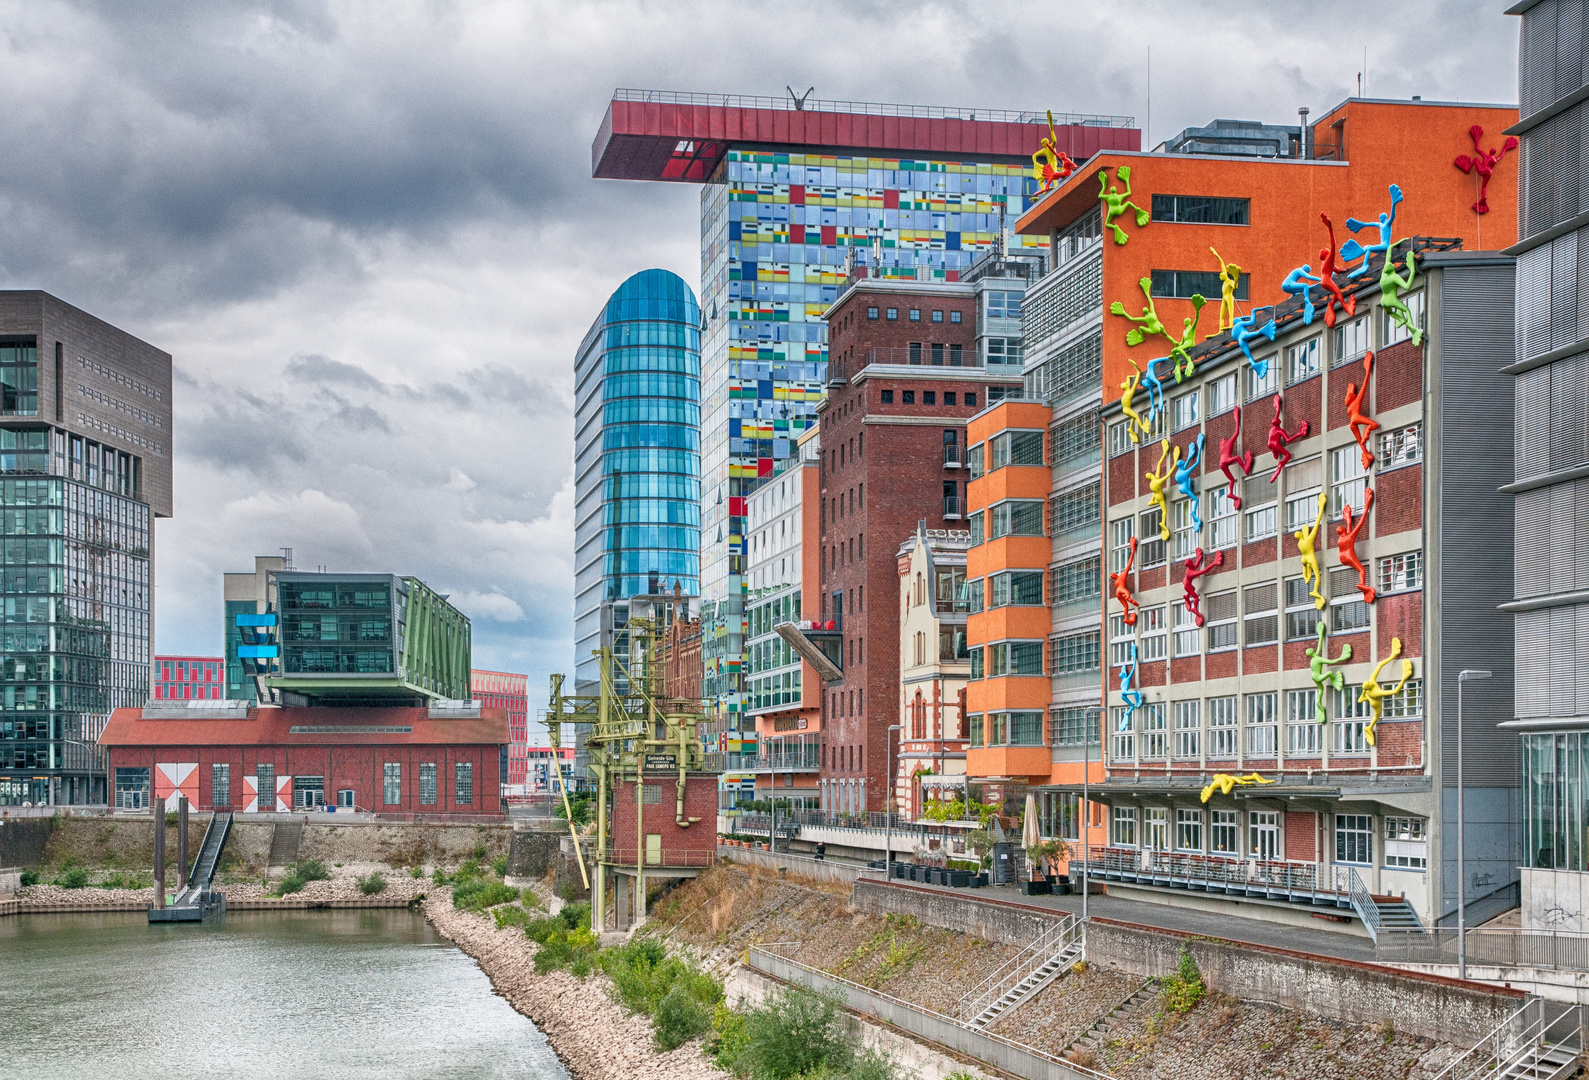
[592,89,1140,182]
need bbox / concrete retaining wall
[504,830,561,885]
[0,818,54,869]
[853,879,1063,947]
[719,845,868,886]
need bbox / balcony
[1084,845,1355,908]
[752,742,822,772]
[866,345,977,369]
[943,445,963,468]
[942,496,964,519]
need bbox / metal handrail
[956,914,1080,1020]
[1378,927,1589,972]
[1339,865,1381,943]
[1423,1001,1584,1080]
[609,88,1135,128]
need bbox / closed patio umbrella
[1022,793,1041,876]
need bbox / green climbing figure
[1168,295,1208,381]
[1098,166,1149,245]
[1304,620,1352,725]
[1110,277,1166,347]
[1381,246,1423,346]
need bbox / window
[990,429,1045,469]
[1206,485,1237,551]
[1285,575,1318,641]
[1206,373,1236,417]
[1051,412,1099,467]
[1139,606,1166,661]
[1246,693,1278,756]
[944,392,956,405]
[1205,590,1238,651]
[1139,703,1167,760]
[455,762,473,805]
[1150,269,1249,300]
[1052,555,1101,607]
[1173,700,1201,758]
[1110,517,1136,574]
[1286,690,1322,754]
[1109,419,1134,457]
[1244,583,1278,646]
[1139,508,1165,568]
[115,767,151,810]
[950,310,962,324]
[1332,684,1371,755]
[1048,632,1100,675]
[1382,292,1425,346]
[1172,600,1200,657]
[1382,679,1423,719]
[867,306,879,320]
[383,762,402,805]
[965,393,976,407]
[1245,359,1278,401]
[211,764,231,809]
[969,511,983,545]
[1384,817,1428,869]
[1329,567,1369,631]
[1171,497,1198,560]
[1145,806,1170,848]
[1378,550,1423,594]
[256,764,276,811]
[1336,814,1373,865]
[1333,314,1370,366]
[909,308,921,321]
[1109,706,1136,761]
[994,711,1044,746]
[990,499,1046,537]
[903,390,915,404]
[1210,810,1239,853]
[1283,456,1323,531]
[1112,806,1138,846]
[1207,696,1238,758]
[931,310,944,323]
[1051,483,1100,536]
[985,337,1024,367]
[1176,808,1204,851]
[965,577,984,613]
[419,762,438,805]
[1150,194,1250,225]
[1109,612,1133,667]
[880,389,894,404]
[990,570,1044,607]
[968,712,983,745]
[923,391,936,404]
[1379,423,1422,470]
[1329,445,1367,519]
[0,338,39,416]
[1051,707,1100,746]
[1171,389,1200,431]
[1287,337,1321,383]
[988,640,1045,676]
[986,290,1024,320]
[967,443,984,478]
[969,647,983,680]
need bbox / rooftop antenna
[1145,45,1151,149]
[787,85,814,111]
[280,546,293,569]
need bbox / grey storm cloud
[0,0,1518,697]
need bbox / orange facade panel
[972,606,1051,645]
[967,746,1052,779]
[967,401,1052,446]
[973,464,1052,508]
[967,536,1050,580]
[967,675,1050,713]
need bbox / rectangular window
[1051,413,1099,467]
[1051,707,1100,746]
[969,647,983,680]
[1109,419,1134,457]
[115,767,151,811]
[1109,612,1133,668]
[455,762,473,805]
[1171,389,1201,431]
[1001,711,1044,747]
[1250,811,1280,860]
[988,640,1045,677]
[1150,194,1250,225]
[1173,699,1201,759]
[1381,679,1423,719]
[1286,690,1321,754]
[1382,291,1425,346]
[985,337,1024,367]
[1384,816,1428,869]
[1109,706,1136,762]
[1172,600,1200,658]
[1336,814,1373,865]
[965,577,984,613]
[990,570,1044,607]
[989,711,1007,745]
[383,762,401,805]
[1206,373,1236,417]
[1048,632,1099,675]
[909,308,921,321]
[950,310,962,324]
[990,499,1046,538]
[1205,590,1238,651]
[990,429,1045,469]
[985,290,1024,320]
[1283,456,1323,532]
[1150,269,1249,300]
[1244,582,1278,646]
[886,308,898,320]
[1331,684,1371,755]
[968,713,983,747]
[1246,693,1278,756]
[931,309,944,322]
[211,764,231,808]
[903,390,915,404]
[1379,423,1422,470]
[967,443,984,478]
[1049,483,1099,537]
[880,389,894,404]
[1329,567,1370,632]
[1378,550,1423,594]
[1206,485,1237,551]
[1210,810,1239,853]
[867,306,879,320]
[1243,474,1277,542]
[1145,806,1169,849]
[1332,314,1371,367]
[1285,575,1319,641]
[1208,696,1238,758]
[1139,703,1167,759]
[923,391,937,403]
[1051,555,1101,608]
[1287,337,1321,383]
[1139,606,1166,661]
[1176,808,1204,851]
[1171,497,1198,560]
[257,764,276,810]
[1109,517,1136,574]
[969,511,983,545]
[419,762,438,805]
[0,338,40,416]
[1329,445,1367,519]
[1139,508,1166,568]
[1245,359,1279,401]
[1112,806,1138,846]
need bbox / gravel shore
[14,861,428,906]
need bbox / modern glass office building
[572,269,702,698]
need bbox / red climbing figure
[1454,125,1518,215]
[1112,536,1141,625]
[1218,404,1255,509]
[1182,547,1224,627]
[1336,489,1376,604]
[1345,350,1380,471]
[1266,393,1309,482]
[1316,214,1358,328]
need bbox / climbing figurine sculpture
[1145,439,1176,541]
[1097,165,1149,244]
[1199,772,1277,804]
[1358,638,1414,746]
[1118,643,1145,730]
[1380,248,1423,346]
[1208,247,1242,338]
[1032,111,1079,195]
[1316,214,1358,328]
[1454,125,1518,215]
[1341,183,1404,280]
[1141,356,1171,430]
[1295,491,1328,610]
[1304,619,1352,724]
[1266,393,1310,481]
[1231,307,1278,376]
[1281,263,1324,325]
[1168,294,1208,380]
[1173,434,1206,531]
[1218,403,1254,509]
[1182,546,1224,627]
[1336,489,1376,605]
[1120,362,1149,443]
[1111,535,1141,625]
[1110,277,1167,347]
[1344,350,1380,470]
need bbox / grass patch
[452,880,519,912]
[601,939,723,1050]
[277,858,331,896]
[357,871,387,896]
[522,901,598,976]
[53,867,90,889]
[491,854,509,878]
[1160,949,1205,1014]
[96,871,152,890]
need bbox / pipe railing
[1378,927,1589,972]
[955,914,1080,1022]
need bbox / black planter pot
[948,869,972,888]
[1052,879,1072,895]
[970,872,988,888]
[1020,880,1052,896]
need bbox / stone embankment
[421,892,720,1080]
[9,862,428,910]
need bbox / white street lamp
[1457,669,1491,980]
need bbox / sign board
[644,753,679,773]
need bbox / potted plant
[1023,839,1070,895]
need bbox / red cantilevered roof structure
[592,89,1140,182]
[100,705,509,748]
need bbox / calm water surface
[0,909,570,1079]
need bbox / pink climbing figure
[1182,547,1224,627]
[1454,125,1518,215]
[1218,404,1254,509]
[1097,166,1149,245]
[1344,350,1380,470]
[1316,214,1358,328]
[1266,393,1309,482]
[1336,489,1376,605]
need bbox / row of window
[1106,806,1426,869]
[877,389,977,407]
[865,306,964,323]
[968,631,1100,680]
[112,762,476,809]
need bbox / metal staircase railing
[955,915,1081,1023]
[1338,866,1381,943]
[188,811,233,892]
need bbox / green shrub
[449,858,486,883]
[97,871,151,890]
[533,926,599,976]
[409,865,424,879]
[708,1003,749,1071]
[53,867,90,889]
[492,904,539,930]
[453,881,518,912]
[1161,949,1205,1014]
[19,870,40,887]
[277,858,331,896]
[552,795,593,827]
[601,939,722,1026]
[432,867,448,885]
[731,986,856,1079]
[654,982,714,1051]
[491,854,509,878]
[357,872,387,896]
[559,900,591,931]
[472,842,488,861]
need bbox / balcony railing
[611,89,1136,128]
[702,752,754,772]
[1376,927,1589,972]
[753,743,822,772]
[866,346,977,369]
[943,496,964,519]
[1085,845,1348,902]
[942,445,963,468]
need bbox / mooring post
[152,796,167,909]
[177,797,189,890]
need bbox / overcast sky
[0,0,1517,700]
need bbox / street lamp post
[1081,706,1105,923]
[885,724,902,879]
[1457,669,1491,980]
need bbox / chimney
[1297,108,1311,159]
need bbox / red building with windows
[152,656,225,701]
[472,669,529,787]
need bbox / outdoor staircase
[1374,896,1424,933]
[267,821,303,873]
[969,938,1085,1030]
[1496,1042,1581,1080]
[1062,981,1158,1060]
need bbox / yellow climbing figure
[1359,639,1415,747]
[1120,361,1148,443]
[1200,772,1277,803]
[1295,490,1327,609]
[1145,439,1177,541]
[1209,247,1242,338]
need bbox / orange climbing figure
[1266,393,1309,482]
[1112,536,1141,625]
[1208,247,1242,339]
[1032,110,1078,196]
[1120,361,1149,443]
[1316,215,1358,328]
[1359,638,1414,746]
[1145,439,1176,541]
[1294,490,1327,610]
[1182,547,1224,627]
[1344,350,1380,471]
[1098,166,1148,245]
[1336,489,1376,604]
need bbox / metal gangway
[150,809,231,923]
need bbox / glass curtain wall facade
[573,270,702,701]
[697,151,1040,717]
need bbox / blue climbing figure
[1141,356,1170,430]
[1281,264,1323,325]
[1174,433,1206,531]
[1118,643,1143,730]
[1341,183,1404,280]
[1231,307,1277,377]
